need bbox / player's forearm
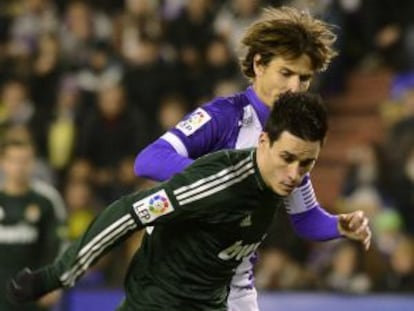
[7,196,142,304]
[53,197,141,288]
[134,138,193,181]
[289,205,341,241]
[284,175,341,240]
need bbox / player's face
[256,131,321,196]
[1,146,34,184]
[252,54,314,107]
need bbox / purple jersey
[135,87,341,289]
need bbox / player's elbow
[134,148,150,177]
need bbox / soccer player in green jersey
[6,92,371,311]
[0,139,66,311]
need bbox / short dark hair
[265,92,328,145]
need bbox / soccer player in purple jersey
[134,7,371,311]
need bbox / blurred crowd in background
[0,0,413,296]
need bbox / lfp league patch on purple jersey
[176,108,212,136]
[133,189,175,224]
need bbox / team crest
[25,204,41,223]
[133,189,174,224]
[176,108,211,136]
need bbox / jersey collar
[251,149,270,192]
[245,86,270,128]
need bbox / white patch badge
[176,108,212,136]
[133,189,174,224]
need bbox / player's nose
[287,76,301,92]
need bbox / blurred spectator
[47,76,81,176]
[383,86,414,237]
[336,143,407,260]
[8,0,58,59]
[160,0,187,21]
[212,79,244,97]
[167,0,214,55]
[386,83,414,169]
[59,1,112,69]
[154,94,189,136]
[373,208,403,256]
[389,144,414,235]
[204,35,244,94]
[255,247,315,291]
[75,83,150,202]
[1,125,54,185]
[109,156,142,201]
[214,0,262,53]
[65,158,93,183]
[376,235,414,292]
[0,79,34,138]
[365,1,414,72]
[338,143,393,218]
[29,33,63,156]
[64,178,99,241]
[113,0,162,61]
[0,138,66,311]
[76,40,123,114]
[122,37,178,125]
[322,241,372,294]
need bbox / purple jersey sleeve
[284,175,341,241]
[289,205,341,241]
[134,139,193,181]
[135,95,245,181]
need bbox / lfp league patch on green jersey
[133,189,175,224]
[176,107,211,136]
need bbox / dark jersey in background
[0,181,66,311]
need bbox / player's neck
[3,180,30,195]
[251,83,273,108]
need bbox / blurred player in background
[134,6,344,311]
[0,139,66,311]
[6,92,371,311]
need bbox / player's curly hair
[239,6,338,79]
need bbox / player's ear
[253,54,264,77]
[258,132,269,146]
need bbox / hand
[6,267,46,304]
[338,210,372,251]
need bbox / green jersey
[0,181,66,311]
[40,149,284,311]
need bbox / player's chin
[274,184,294,196]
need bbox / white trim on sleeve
[161,132,189,157]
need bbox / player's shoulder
[204,90,250,115]
[194,148,254,169]
[30,180,66,220]
[174,91,250,137]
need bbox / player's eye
[300,160,314,168]
[299,75,312,82]
[282,155,295,164]
[280,70,292,77]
